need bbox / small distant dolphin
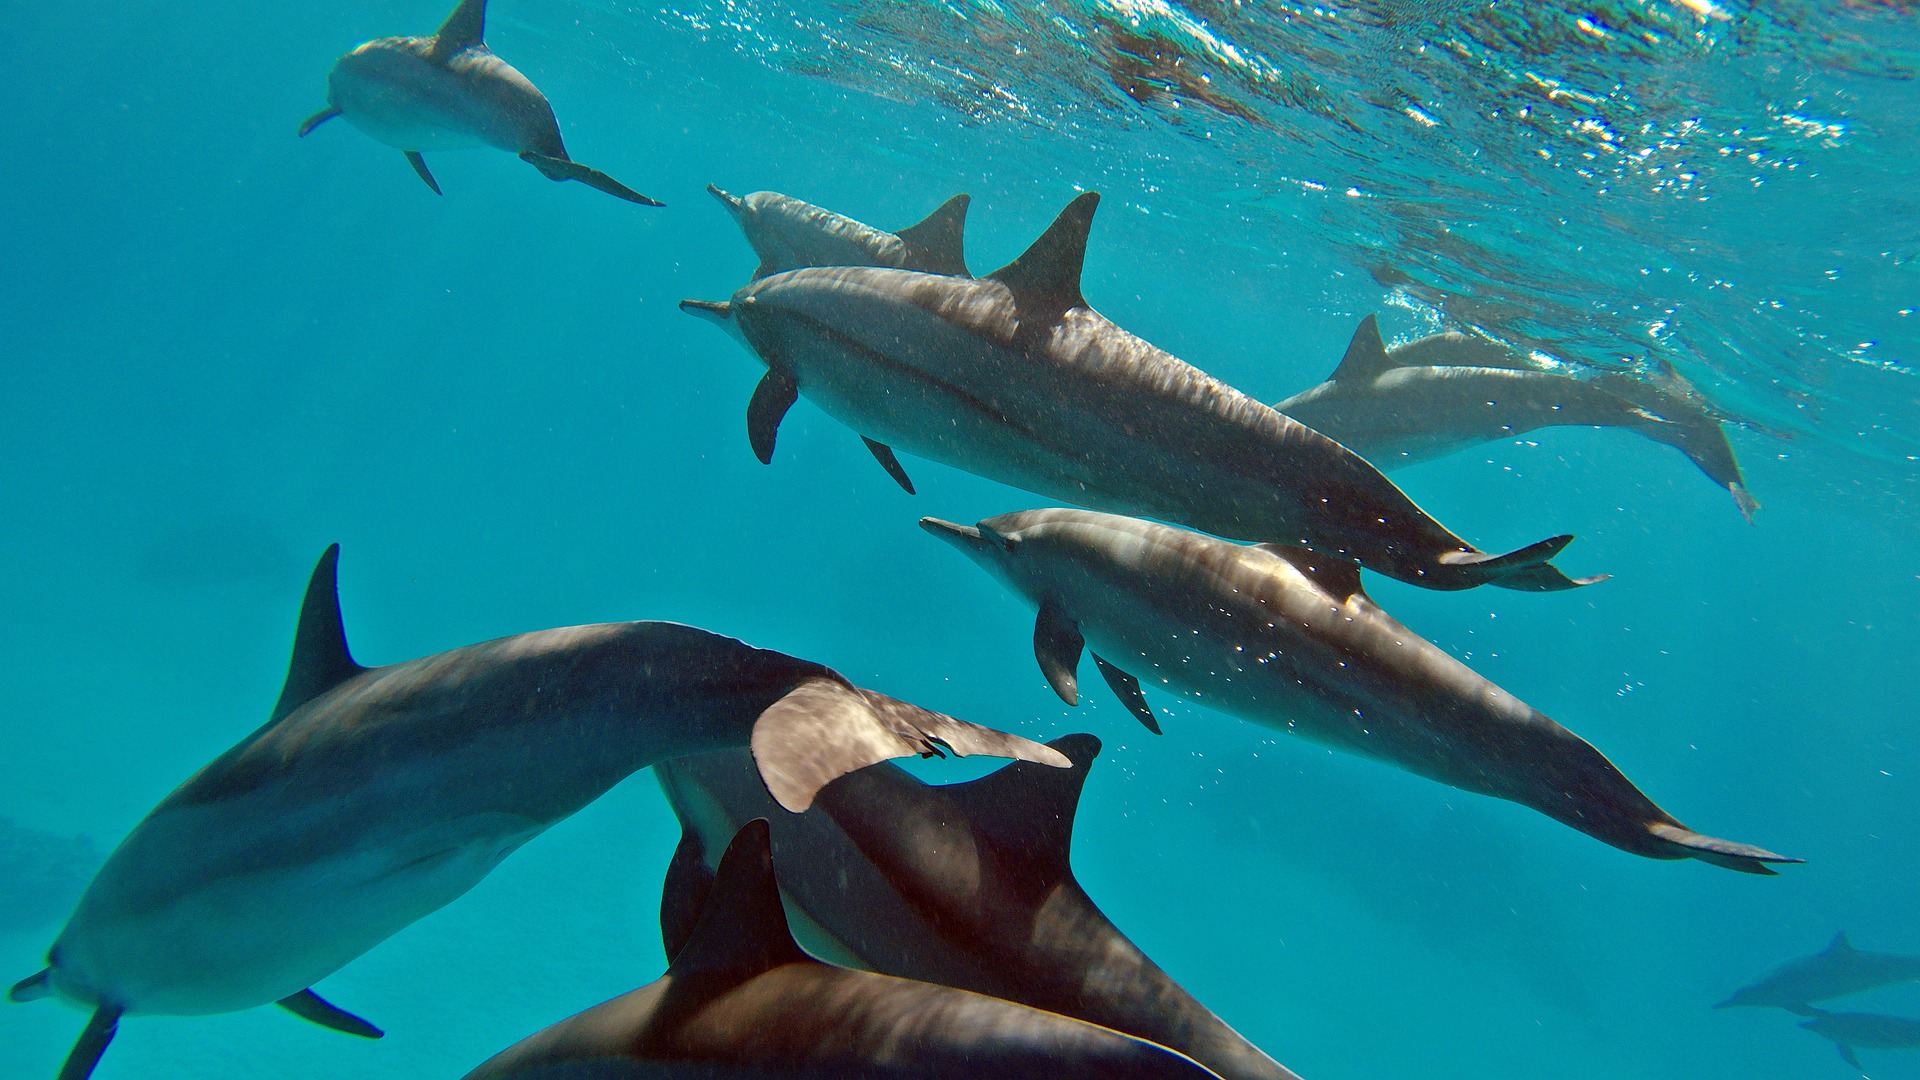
[681,191,1596,592]
[1717,933,1920,1014]
[462,819,1226,1080]
[708,186,971,279]
[655,735,1302,1080]
[1798,1010,1920,1073]
[7,546,1063,1080]
[299,0,660,204]
[1273,318,1758,521]
[921,508,1795,873]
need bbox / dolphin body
[654,735,1302,1080]
[1798,1010,1920,1073]
[463,819,1225,1080]
[298,0,660,204]
[921,508,1794,874]
[7,547,1064,1080]
[1717,933,1920,1015]
[1273,319,1758,521]
[708,186,972,280]
[680,192,1595,592]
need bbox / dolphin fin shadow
[519,152,663,207]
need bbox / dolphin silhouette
[1274,317,1758,521]
[654,735,1302,1080]
[920,508,1795,874]
[1798,1009,1920,1073]
[462,819,1226,1079]
[299,0,660,204]
[707,186,971,279]
[1716,933,1920,1014]
[680,192,1596,592]
[6,546,1064,1080]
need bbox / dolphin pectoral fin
[277,990,383,1039]
[659,826,716,964]
[749,677,1070,812]
[58,1006,121,1080]
[1033,600,1085,706]
[1647,822,1800,875]
[1834,1041,1864,1073]
[517,152,664,206]
[297,106,341,137]
[9,969,50,1002]
[1091,654,1160,734]
[747,372,800,465]
[860,437,915,494]
[404,152,443,195]
[894,193,972,276]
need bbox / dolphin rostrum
[921,508,1795,873]
[1273,317,1758,521]
[462,819,1225,1079]
[7,546,1064,1080]
[708,186,972,279]
[654,735,1302,1080]
[299,0,660,204]
[1797,1010,1920,1073]
[680,191,1596,592]
[1716,933,1920,1015]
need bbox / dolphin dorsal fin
[938,734,1099,893]
[1328,315,1395,382]
[1826,931,1855,954]
[988,192,1099,316]
[895,194,972,277]
[1256,543,1369,603]
[270,545,367,723]
[666,819,810,981]
[427,0,488,63]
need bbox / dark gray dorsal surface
[895,194,972,277]
[1328,314,1395,382]
[936,733,1099,897]
[269,545,367,724]
[988,192,1098,317]
[428,0,488,63]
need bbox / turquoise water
[2,1,1917,1077]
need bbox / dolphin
[1798,1010,1920,1073]
[1716,933,1920,1014]
[1273,318,1758,521]
[680,191,1597,592]
[707,186,971,279]
[462,819,1226,1079]
[920,508,1795,874]
[6,545,1065,1080]
[654,735,1302,1080]
[298,0,660,204]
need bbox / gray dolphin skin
[462,819,1226,1080]
[680,191,1596,592]
[1273,317,1759,522]
[1717,933,1920,1014]
[1798,1010,1920,1073]
[708,186,972,279]
[6,546,1065,1080]
[920,509,1795,874]
[654,735,1302,1080]
[299,0,660,204]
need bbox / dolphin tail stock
[518,152,663,207]
[297,106,341,137]
[55,1006,122,1080]
[1646,822,1801,875]
[1437,534,1607,592]
[748,676,1071,812]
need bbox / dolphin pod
[655,735,1303,1080]
[920,508,1793,873]
[7,546,1064,1080]
[682,191,1600,592]
[1717,933,1920,1014]
[709,186,973,279]
[299,0,660,204]
[1273,316,1759,521]
[462,819,1226,1080]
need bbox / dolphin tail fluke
[297,106,341,137]
[1731,483,1761,525]
[518,152,663,206]
[404,151,442,195]
[57,1006,121,1080]
[749,676,1071,812]
[277,989,383,1039]
[895,193,972,276]
[9,969,50,1002]
[1647,822,1800,875]
[1440,534,1607,592]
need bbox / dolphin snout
[919,517,982,545]
[706,184,745,218]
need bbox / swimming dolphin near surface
[6,546,1064,1080]
[920,508,1795,873]
[654,735,1302,1080]
[680,191,1597,592]
[708,186,972,279]
[1273,318,1759,521]
[299,0,660,204]
[462,819,1226,1080]
[1798,1010,1920,1073]
[1717,933,1920,1015]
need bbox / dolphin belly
[328,42,509,152]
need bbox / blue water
[2,1,1917,1077]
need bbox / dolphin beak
[706,184,745,220]
[680,299,732,323]
[919,517,990,553]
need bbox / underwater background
[2,0,1916,1077]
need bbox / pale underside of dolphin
[298,0,660,204]
[654,736,1303,1080]
[680,191,1598,592]
[7,546,1064,1080]
[1797,1009,1920,1073]
[461,819,1226,1080]
[707,185,972,280]
[921,508,1795,874]
[1274,317,1758,522]
[1716,932,1920,1014]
